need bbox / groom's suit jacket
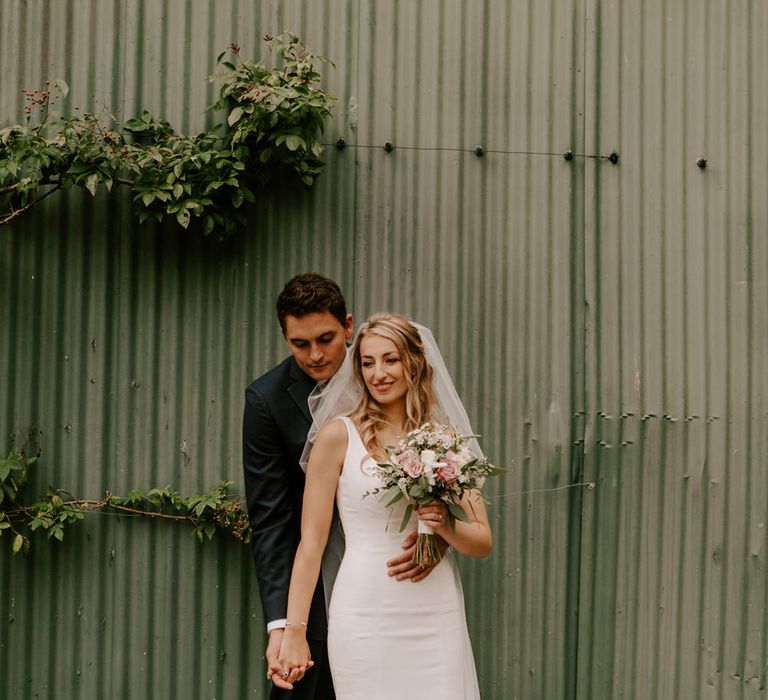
[243,355,328,640]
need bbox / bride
[277,313,492,699]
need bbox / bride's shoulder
[315,418,350,450]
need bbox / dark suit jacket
[243,355,327,640]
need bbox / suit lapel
[287,357,315,423]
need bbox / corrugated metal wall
[0,1,765,699]
[579,2,768,698]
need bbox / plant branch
[106,502,196,521]
[1,33,334,238]
[1,440,252,554]
[0,183,61,225]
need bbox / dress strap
[337,416,364,451]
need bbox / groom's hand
[387,530,448,582]
[266,628,293,690]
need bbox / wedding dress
[326,417,481,699]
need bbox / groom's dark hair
[276,273,348,333]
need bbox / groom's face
[283,310,353,382]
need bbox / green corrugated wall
[1,1,766,698]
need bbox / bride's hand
[277,629,314,686]
[415,500,450,536]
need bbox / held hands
[265,628,294,690]
[273,627,314,688]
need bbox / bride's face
[359,335,407,406]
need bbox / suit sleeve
[243,383,296,626]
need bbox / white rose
[420,449,437,467]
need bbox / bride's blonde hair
[350,313,437,455]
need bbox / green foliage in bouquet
[0,33,335,239]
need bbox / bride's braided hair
[350,313,438,456]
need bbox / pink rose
[401,456,423,479]
[436,452,461,483]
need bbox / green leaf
[231,189,244,209]
[399,503,414,533]
[141,192,155,207]
[227,107,244,127]
[84,173,98,196]
[0,459,11,482]
[410,481,425,499]
[284,134,306,152]
[12,533,23,554]
[446,501,470,523]
[176,209,191,228]
[310,142,324,158]
[385,487,404,507]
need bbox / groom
[243,273,436,698]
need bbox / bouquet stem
[414,519,441,567]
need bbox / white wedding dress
[327,417,481,699]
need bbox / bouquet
[364,422,502,566]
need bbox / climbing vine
[0,429,251,555]
[0,33,335,238]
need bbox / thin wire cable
[323,142,611,160]
[488,481,596,499]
